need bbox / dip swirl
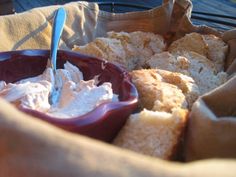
[0,61,118,118]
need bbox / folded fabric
[185,75,236,161]
[0,1,100,51]
[0,0,216,52]
[0,0,236,175]
[0,97,236,177]
[223,29,236,74]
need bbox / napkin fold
[0,2,100,51]
[0,0,215,51]
[0,98,236,177]
[185,75,236,161]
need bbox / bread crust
[146,51,227,95]
[203,34,228,72]
[73,31,166,70]
[168,32,228,72]
[168,33,208,57]
[130,69,189,112]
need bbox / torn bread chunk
[108,31,166,53]
[73,38,128,69]
[73,37,138,71]
[73,31,166,70]
[146,52,190,74]
[73,42,106,60]
[174,51,228,94]
[168,32,228,72]
[107,31,141,69]
[129,31,166,54]
[146,51,227,94]
[108,31,166,68]
[168,33,208,57]
[113,108,188,160]
[203,34,228,72]
[155,69,199,108]
[130,69,198,111]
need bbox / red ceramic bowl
[0,50,138,142]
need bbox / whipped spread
[0,62,118,118]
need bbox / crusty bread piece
[176,51,228,94]
[113,108,188,160]
[130,69,190,112]
[146,52,190,75]
[168,33,208,57]
[73,37,129,69]
[129,31,166,53]
[108,31,166,53]
[203,34,228,72]
[73,31,166,71]
[168,32,228,72]
[73,42,106,60]
[107,31,141,69]
[146,51,228,94]
[107,31,166,68]
[155,69,199,108]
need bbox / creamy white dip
[0,62,118,118]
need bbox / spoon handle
[50,7,67,71]
[48,7,67,105]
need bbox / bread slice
[155,69,199,109]
[168,32,228,72]
[146,51,227,94]
[73,37,128,69]
[176,51,228,94]
[168,32,208,57]
[113,108,188,160]
[73,31,166,71]
[108,31,166,53]
[130,69,198,112]
[107,31,141,70]
[203,34,228,72]
[146,51,190,74]
[129,31,166,54]
[108,31,166,68]
[73,42,106,60]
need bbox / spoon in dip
[48,7,67,105]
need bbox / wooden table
[0,0,14,15]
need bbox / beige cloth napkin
[0,0,236,175]
[185,75,236,161]
[0,97,236,177]
[0,2,100,50]
[0,0,217,51]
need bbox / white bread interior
[113,108,188,160]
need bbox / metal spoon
[48,7,67,105]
